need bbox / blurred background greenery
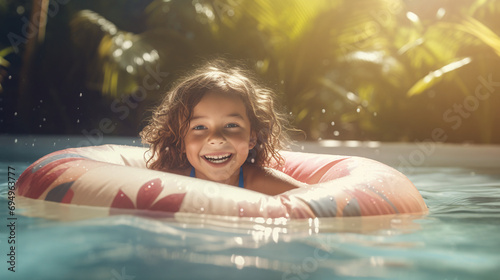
[1,0,499,143]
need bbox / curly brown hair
[140,59,293,171]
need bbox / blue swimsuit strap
[190,167,244,188]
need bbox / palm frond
[456,16,500,56]
[407,57,472,97]
[70,10,160,97]
[0,46,14,68]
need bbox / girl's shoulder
[242,164,305,195]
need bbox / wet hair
[140,59,294,171]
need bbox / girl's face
[184,91,256,186]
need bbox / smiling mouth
[203,153,232,164]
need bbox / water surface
[1,136,499,280]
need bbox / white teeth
[204,154,231,163]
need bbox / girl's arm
[243,165,307,196]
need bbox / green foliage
[69,9,161,97]
[0,46,13,68]
[0,46,14,93]
[7,0,500,143]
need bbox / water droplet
[250,158,255,163]
[333,131,340,136]
[122,40,133,49]
[373,112,378,117]
[42,118,46,122]
[76,119,80,123]
[16,6,24,15]
[8,75,12,80]
[79,92,83,97]
[321,109,326,114]
[356,106,361,113]
[331,121,335,126]
[39,99,43,103]
[436,8,446,19]
[14,112,17,116]
[14,138,18,143]
[113,49,123,57]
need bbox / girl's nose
[208,130,226,145]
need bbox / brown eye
[193,125,206,130]
[226,123,239,128]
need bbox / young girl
[140,59,304,195]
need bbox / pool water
[1,136,499,280]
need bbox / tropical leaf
[0,46,15,93]
[469,0,500,18]
[21,0,498,142]
[456,16,500,56]
[70,10,160,97]
[242,0,331,40]
[407,57,473,97]
[0,46,14,68]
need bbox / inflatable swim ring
[15,145,427,219]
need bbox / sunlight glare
[112,49,123,57]
[122,40,133,50]
[349,51,384,64]
[436,8,446,19]
[406,12,420,23]
[441,57,472,73]
[143,52,152,61]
